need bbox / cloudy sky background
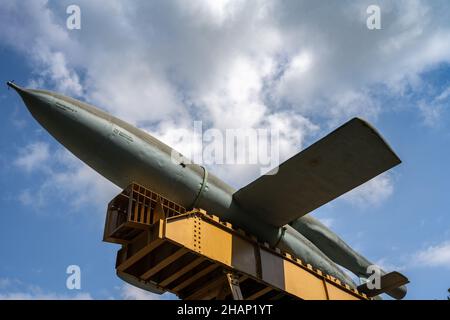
[0,0,450,299]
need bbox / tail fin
[357,271,409,300]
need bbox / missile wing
[233,118,401,227]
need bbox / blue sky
[1,0,450,300]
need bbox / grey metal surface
[233,117,401,227]
[291,215,372,277]
[278,225,356,286]
[290,215,408,300]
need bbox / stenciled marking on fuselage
[55,101,77,113]
[113,127,134,143]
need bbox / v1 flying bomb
[7,81,408,299]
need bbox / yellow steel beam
[113,208,368,300]
[159,257,204,287]
[246,286,273,300]
[163,211,368,300]
[117,238,163,272]
[141,247,187,280]
[184,276,226,300]
[172,264,219,292]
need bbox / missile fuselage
[21,87,282,242]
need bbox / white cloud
[417,101,443,127]
[341,173,395,207]
[0,292,92,300]
[14,142,50,173]
[0,0,81,96]
[18,189,34,206]
[4,0,450,204]
[413,241,450,268]
[0,278,178,300]
[417,86,450,127]
[0,278,92,300]
[435,86,450,102]
[317,217,334,229]
[374,258,405,272]
[4,0,450,125]
[14,142,119,212]
[47,148,120,209]
[120,284,176,300]
[29,48,83,96]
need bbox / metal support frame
[226,272,244,300]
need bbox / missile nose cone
[6,81,30,99]
[6,81,23,92]
[7,82,54,122]
[7,81,37,103]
